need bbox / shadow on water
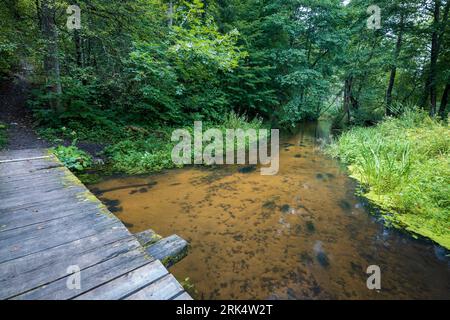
[89,121,450,300]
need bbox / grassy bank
[327,110,450,249]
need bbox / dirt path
[0,74,108,160]
[0,75,51,150]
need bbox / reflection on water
[89,122,449,299]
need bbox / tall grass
[327,109,450,249]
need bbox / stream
[88,122,449,299]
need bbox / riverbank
[89,121,450,299]
[327,110,450,250]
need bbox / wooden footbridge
[0,149,191,300]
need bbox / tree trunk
[438,83,450,119]
[386,14,404,116]
[74,29,84,69]
[35,0,42,29]
[423,0,449,116]
[343,76,353,123]
[168,1,173,27]
[41,0,62,109]
[429,0,441,116]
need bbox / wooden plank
[0,188,89,214]
[0,156,52,164]
[12,247,152,300]
[0,148,190,300]
[0,208,112,242]
[0,187,86,211]
[0,159,64,176]
[0,217,118,264]
[0,169,67,184]
[134,229,161,247]
[125,274,185,300]
[0,178,66,197]
[0,201,101,232]
[0,225,131,283]
[74,260,169,300]
[146,234,189,266]
[0,149,48,161]
[1,236,141,299]
[172,292,194,300]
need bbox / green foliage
[105,112,264,174]
[327,109,450,249]
[105,135,178,174]
[52,144,93,172]
[0,122,7,149]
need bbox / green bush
[105,112,265,174]
[0,122,7,149]
[327,109,450,249]
[52,145,93,172]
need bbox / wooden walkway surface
[0,149,191,300]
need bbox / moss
[179,277,198,298]
[161,245,190,268]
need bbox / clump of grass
[327,109,450,249]
[0,122,7,149]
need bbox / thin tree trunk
[438,83,450,119]
[386,14,404,116]
[35,0,42,29]
[423,0,449,116]
[343,76,353,123]
[41,0,62,109]
[168,1,173,27]
[429,0,441,116]
[74,29,83,68]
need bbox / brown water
[89,122,449,300]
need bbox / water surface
[89,122,449,299]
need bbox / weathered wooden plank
[74,260,169,300]
[0,186,86,211]
[0,149,48,161]
[15,251,151,300]
[0,168,67,184]
[0,224,131,281]
[0,218,119,264]
[1,236,142,299]
[0,159,64,176]
[134,229,162,247]
[0,178,66,197]
[0,148,190,300]
[0,189,90,214]
[0,208,112,242]
[125,274,185,300]
[146,235,189,266]
[0,201,101,232]
[172,292,194,300]
[11,244,151,300]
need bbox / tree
[40,0,62,109]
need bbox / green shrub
[327,109,450,249]
[0,122,7,149]
[105,112,265,174]
[52,145,93,172]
